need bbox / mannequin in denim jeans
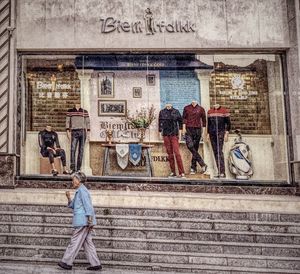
[66,104,90,173]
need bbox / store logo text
[100,8,196,35]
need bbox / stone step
[1,244,300,270]
[1,222,299,244]
[1,256,300,273]
[1,211,299,233]
[1,233,300,257]
[1,203,299,222]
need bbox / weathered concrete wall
[0,155,15,188]
[286,0,300,182]
[16,0,289,50]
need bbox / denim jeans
[70,129,86,171]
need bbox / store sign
[219,74,258,100]
[100,8,196,35]
[99,121,139,140]
[36,82,72,90]
[36,76,72,99]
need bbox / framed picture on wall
[98,72,114,98]
[146,74,155,86]
[98,100,127,116]
[133,87,142,98]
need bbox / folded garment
[116,144,129,170]
[129,144,142,166]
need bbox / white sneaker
[190,169,196,175]
[168,172,177,178]
[177,173,186,178]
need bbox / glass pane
[21,53,289,182]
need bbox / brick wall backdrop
[26,59,80,132]
[209,60,271,135]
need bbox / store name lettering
[219,90,258,101]
[99,121,139,139]
[37,82,72,90]
[100,8,196,35]
[152,156,169,162]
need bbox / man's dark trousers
[70,129,86,171]
[210,131,225,175]
[41,148,67,166]
[185,127,205,171]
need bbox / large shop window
[21,54,289,182]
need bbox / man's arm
[158,110,163,133]
[38,131,44,149]
[66,110,71,140]
[177,110,183,139]
[201,107,207,128]
[85,110,90,132]
[54,132,61,149]
[224,109,231,142]
[80,190,94,226]
[66,191,74,208]
[182,107,187,135]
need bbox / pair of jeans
[210,131,225,174]
[70,129,86,172]
[185,127,205,171]
[41,148,67,166]
[163,135,184,175]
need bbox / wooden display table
[101,143,154,177]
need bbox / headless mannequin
[158,103,185,177]
[182,100,207,174]
[66,103,90,172]
[206,104,229,142]
[67,104,90,141]
[206,104,231,177]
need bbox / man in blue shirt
[58,172,101,271]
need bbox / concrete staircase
[0,204,300,273]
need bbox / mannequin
[66,103,90,173]
[38,125,69,175]
[206,104,231,178]
[159,103,185,178]
[182,100,207,175]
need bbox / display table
[101,143,154,177]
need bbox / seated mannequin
[38,125,69,176]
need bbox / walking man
[58,172,102,271]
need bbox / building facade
[1,0,300,187]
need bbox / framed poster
[98,100,127,116]
[98,72,114,98]
[146,74,155,86]
[133,87,142,98]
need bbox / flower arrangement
[125,104,156,129]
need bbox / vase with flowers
[125,105,156,143]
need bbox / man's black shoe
[52,169,59,176]
[87,265,102,271]
[58,261,72,270]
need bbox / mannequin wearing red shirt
[182,100,208,175]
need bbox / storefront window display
[20,54,289,182]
